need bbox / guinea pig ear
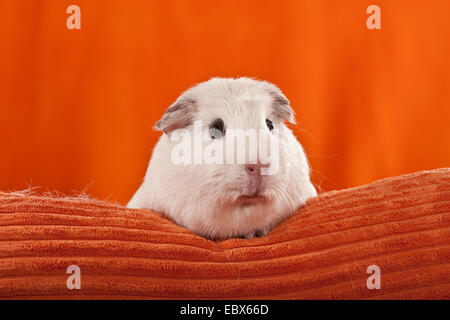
[270,90,296,124]
[154,98,197,134]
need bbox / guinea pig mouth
[237,195,266,205]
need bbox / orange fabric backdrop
[0,0,449,204]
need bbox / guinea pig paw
[243,231,256,240]
[255,229,269,238]
[242,229,269,239]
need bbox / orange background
[0,0,449,204]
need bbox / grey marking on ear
[155,98,197,134]
[269,89,295,124]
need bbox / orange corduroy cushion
[0,168,449,299]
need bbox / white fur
[128,77,317,239]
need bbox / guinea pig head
[134,77,316,239]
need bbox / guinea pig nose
[245,164,260,175]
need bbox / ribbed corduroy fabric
[0,169,449,299]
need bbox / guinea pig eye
[266,119,274,131]
[209,119,225,139]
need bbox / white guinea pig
[128,77,317,240]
